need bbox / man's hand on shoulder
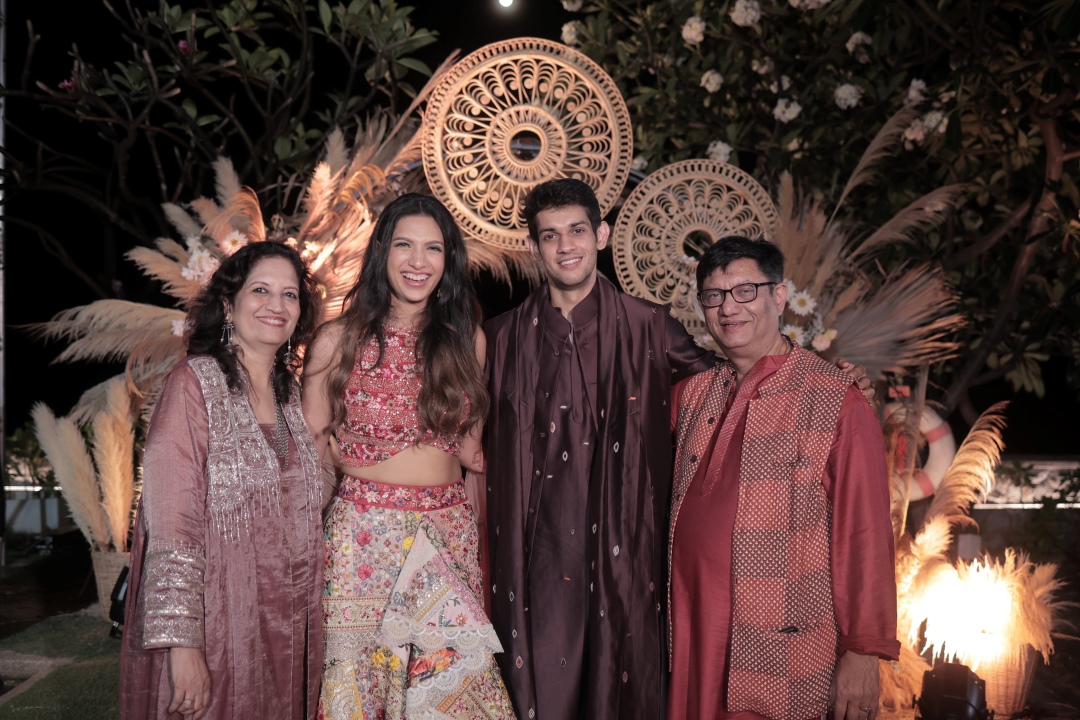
[835,358,875,401]
[830,650,879,720]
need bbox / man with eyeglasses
[666,236,899,720]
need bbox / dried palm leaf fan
[422,37,633,260]
[610,159,780,340]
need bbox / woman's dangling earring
[282,338,296,366]
[436,286,442,299]
[221,317,235,345]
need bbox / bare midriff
[340,443,463,487]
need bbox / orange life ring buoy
[884,403,957,500]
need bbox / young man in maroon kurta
[668,237,899,720]
[484,179,716,720]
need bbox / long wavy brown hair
[319,193,488,439]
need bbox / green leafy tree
[565,0,1080,421]
[3,0,436,299]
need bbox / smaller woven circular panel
[612,159,779,333]
[423,37,633,251]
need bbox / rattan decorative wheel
[423,37,633,251]
[611,159,779,334]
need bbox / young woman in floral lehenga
[302,194,516,719]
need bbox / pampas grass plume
[92,378,136,552]
[32,402,110,551]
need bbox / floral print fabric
[320,477,515,720]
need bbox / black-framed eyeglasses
[697,282,777,308]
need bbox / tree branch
[942,90,1075,413]
[944,196,1033,269]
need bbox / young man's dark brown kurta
[484,273,714,720]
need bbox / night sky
[3,1,1075,454]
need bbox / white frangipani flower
[751,57,775,75]
[700,70,724,93]
[631,155,648,172]
[561,21,582,46]
[707,140,733,164]
[846,31,872,55]
[561,0,583,11]
[772,97,802,123]
[682,15,706,45]
[922,109,947,133]
[789,290,818,316]
[906,78,927,105]
[781,75,792,90]
[834,83,863,109]
[729,0,761,27]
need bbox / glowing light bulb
[499,0,513,6]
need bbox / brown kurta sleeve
[826,386,901,660]
[138,362,210,649]
[663,311,716,381]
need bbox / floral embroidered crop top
[337,325,465,467]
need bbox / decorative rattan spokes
[423,37,632,251]
[611,159,779,333]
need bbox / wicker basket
[982,647,1038,718]
[91,550,130,621]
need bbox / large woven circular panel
[612,159,779,333]
[423,37,633,251]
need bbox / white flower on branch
[729,0,761,27]
[846,31,872,63]
[906,78,927,105]
[923,109,947,133]
[751,57,775,75]
[682,15,706,45]
[846,31,872,55]
[700,70,724,93]
[631,155,648,172]
[834,83,863,109]
[773,97,802,123]
[707,140,733,163]
[561,0,583,11]
[769,75,794,94]
[561,21,581,46]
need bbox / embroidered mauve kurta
[120,359,323,720]
[484,277,714,720]
[667,353,899,720]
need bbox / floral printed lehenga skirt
[320,477,516,720]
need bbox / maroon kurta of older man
[667,351,900,720]
[484,276,714,720]
[120,359,324,720]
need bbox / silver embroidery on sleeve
[141,544,206,647]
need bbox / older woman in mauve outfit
[120,241,324,720]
